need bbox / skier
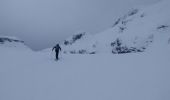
[52,44,61,60]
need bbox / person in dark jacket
[52,44,61,60]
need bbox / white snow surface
[1,0,170,100]
[0,41,170,100]
[62,0,170,54]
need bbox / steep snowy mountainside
[0,35,31,50]
[62,0,170,54]
[61,32,96,54]
[63,32,89,45]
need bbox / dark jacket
[52,44,61,52]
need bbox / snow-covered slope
[0,35,30,50]
[61,32,96,54]
[62,0,170,54]
[0,39,170,100]
[0,1,170,100]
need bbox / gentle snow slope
[0,43,170,100]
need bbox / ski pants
[55,50,59,60]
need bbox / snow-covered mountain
[0,35,30,50]
[62,0,170,54]
[1,1,170,100]
[61,32,96,54]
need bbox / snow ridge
[61,0,170,54]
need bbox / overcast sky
[0,0,160,50]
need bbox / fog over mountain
[0,0,160,50]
